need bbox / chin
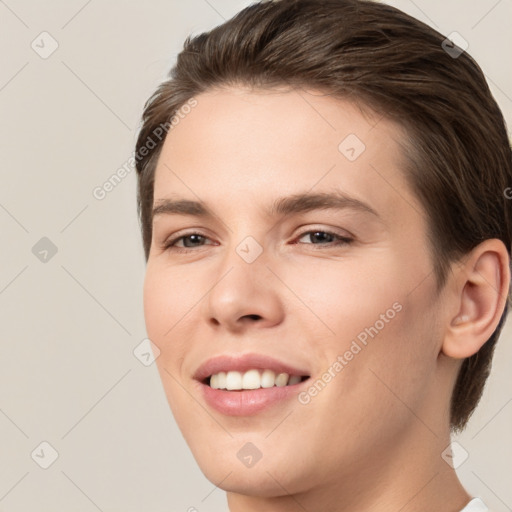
[200,460,306,498]
[184,434,309,497]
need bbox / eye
[294,229,353,248]
[161,228,353,253]
[163,232,215,252]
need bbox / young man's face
[143,87,456,497]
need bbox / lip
[193,352,310,382]
[193,352,311,416]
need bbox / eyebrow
[152,190,380,222]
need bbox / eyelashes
[161,228,353,253]
[294,230,353,247]
[163,233,213,251]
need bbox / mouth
[204,370,310,390]
[194,353,312,416]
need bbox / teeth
[288,375,301,385]
[261,369,276,388]
[242,369,261,389]
[275,372,289,387]
[217,371,227,389]
[225,371,242,390]
[209,369,305,390]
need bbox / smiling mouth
[204,369,310,391]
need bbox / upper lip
[193,353,311,382]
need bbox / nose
[202,242,285,333]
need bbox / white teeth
[242,369,261,389]
[217,371,227,389]
[260,369,276,388]
[209,369,305,390]
[225,371,243,390]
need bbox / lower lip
[198,380,309,416]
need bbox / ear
[442,239,511,359]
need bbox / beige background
[0,0,511,511]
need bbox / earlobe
[442,239,510,360]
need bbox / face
[143,86,449,497]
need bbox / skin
[143,86,509,512]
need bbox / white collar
[460,497,489,512]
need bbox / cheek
[289,253,437,408]
[329,283,439,428]
[142,264,192,366]
[279,253,403,340]
[143,261,196,332]
[143,273,167,342]
[143,267,193,417]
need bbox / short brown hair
[135,0,512,432]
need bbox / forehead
[153,86,424,226]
